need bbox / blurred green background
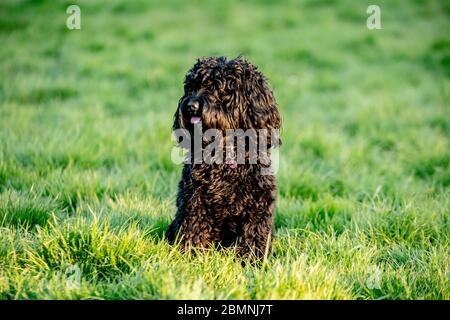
[0,0,449,299]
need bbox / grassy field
[0,0,449,299]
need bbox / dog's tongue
[190,117,201,124]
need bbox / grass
[0,0,449,299]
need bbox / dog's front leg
[236,210,274,260]
[177,199,215,251]
[166,212,215,251]
[179,207,213,250]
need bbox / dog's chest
[189,163,273,216]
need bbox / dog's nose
[187,99,200,113]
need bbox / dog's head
[173,56,281,146]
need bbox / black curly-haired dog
[166,56,281,260]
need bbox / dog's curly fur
[166,56,281,260]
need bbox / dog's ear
[243,70,282,148]
[173,97,191,148]
[173,98,182,131]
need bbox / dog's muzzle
[183,96,203,124]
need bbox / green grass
[0,0,449,299]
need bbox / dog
[166,56,281,260]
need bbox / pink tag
[228,159,237,169]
